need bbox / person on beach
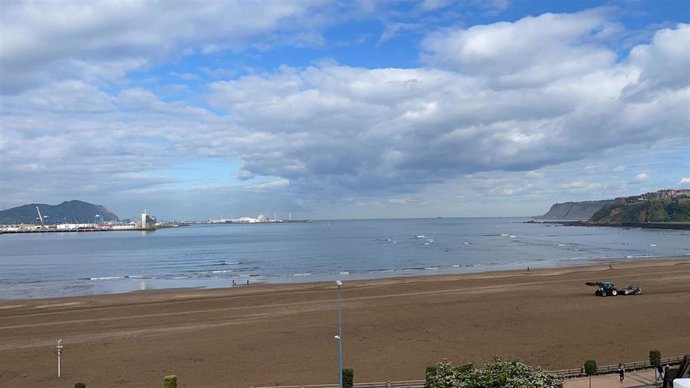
[618,363,625,382]
[663,365,670,388]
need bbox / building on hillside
[617,189,690,205]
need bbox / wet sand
[1,259,689,387]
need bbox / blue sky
[1,0,688,220]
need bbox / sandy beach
[1,258,689,387]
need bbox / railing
[549,355,685,379]
[252,382,425,388]
[253,355,685,388]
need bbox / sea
[1,218,689,299]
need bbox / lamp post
[56,339,63,377]
[336,280,343,388]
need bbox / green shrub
[425,365,438,385]
[342,368,353,388]
[74,384,86,388]
[649,350,661,367]
[425,358,559,388]
[163,375,177,388]
[584,360,597,376]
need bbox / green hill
[589,197,690,224]
[0,200,119,225]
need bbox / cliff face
[538,200,613,220]
[0,200,119,224]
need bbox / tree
[584,360,597,388]
[163,375,177,388]
[425,357,562,388]
[650,350,661,380]
[342,368,354,388]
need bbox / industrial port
[0,207,307,234]
[0,209,163,234]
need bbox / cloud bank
[1,2,688,218]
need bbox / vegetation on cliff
[589,197,690,224]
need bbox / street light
[336,280,343,388]
[55,339,63,377]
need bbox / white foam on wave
[292,272,312,276]
[89,276,121,281]
[339,271,350,275]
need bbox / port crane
[36,206,44,225]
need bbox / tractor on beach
[586,281,641,296]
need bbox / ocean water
[1,218,689,299]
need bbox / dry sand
[1,259,689,387]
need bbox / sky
[0,0,689,221]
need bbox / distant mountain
[590,196,690,224]
[538,200,613,221]
[0,200,119,225]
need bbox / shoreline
[529,219,690,230]
[5,255,687,301]
[1,258,689,387]
[3,254,690,301]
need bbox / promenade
[565,369,661,388]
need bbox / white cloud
[419,0,454,12]
[207,18,689,188]
[560,180,604,191]
[680,177,690,184]
[421,9,620,88]
[623,24,690,99]
[635,173,649,182]
[0,0,327,94]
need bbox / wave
[88,276,122,281]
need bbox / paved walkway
[565,369,663,388]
